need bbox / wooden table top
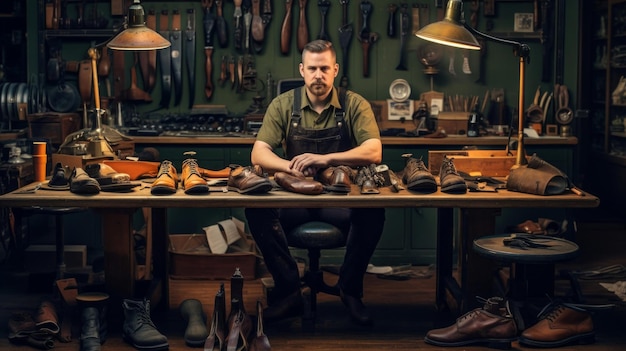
[0,181,599,210]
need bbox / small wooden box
[168,234,257,280]
[428,149,526,177]
[437,112,469,135]
[28,112,81,146]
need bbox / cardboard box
[24,244,87,271]
[168,234,257,280]
[428,150,526,177]
[168,278,266,315]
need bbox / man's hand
[289,153,327,176]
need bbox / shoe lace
[441,157,460,176]
[136,304,157,329]
[183,159,200,174]
[157,161,172,176]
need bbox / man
[245,40,385,326]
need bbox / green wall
[27,0,580,121]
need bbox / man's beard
[309,81,329,96]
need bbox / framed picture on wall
[387,99,414,121]
[514,13,534,32]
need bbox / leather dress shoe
[227,165,273,194]
[181,158,209,194]
[316,166,354,193]
[519,302,595,347]
[70,168,101,194]
[85,163,131,184]
[263,290,304,324]
[401,154,437,193]
[151,160,178,195]
[48,163,70,189]
[340,290,373,326]
[424,296,517,348]
[274,172,324,195]
[439,155,467,194]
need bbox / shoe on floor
[263,290,304,324]
[519,301,595,348]
[340,290,373,326]
[424,296,517,348]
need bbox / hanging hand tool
[170,10,183,106]
[243,0,253,53]
[139,9,157,92]
[262,0,273,39]
[229,56,236,89]
[215,0,228,48]
[237,55,244,93]
[387,3,397,37]
[251,0,264,44]
[357,1,378,78]
[185,8,197,108]
[317,0,331,41]
[158,10,172,108]
[411,4,420,35]
[203,0,217,99]
[219,55,229,85]
[396,3,409,71]
[338,0,353,89]
[280,0,294,54]
[234,0,243,53]
[297,0,309,52]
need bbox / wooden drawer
[28,112,81,146]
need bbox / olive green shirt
[256,86,381,150]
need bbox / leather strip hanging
[170,10,183,106]
[203,0,217,99]
[185,8,196,108]
[158,10,172,108]
[296,0,309,52]
[280,0,293,55]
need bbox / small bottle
[467,104,480,137]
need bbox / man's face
[299,50,339,98]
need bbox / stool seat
[473,234,579,264]
[286,221,346,249]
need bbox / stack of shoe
[439,155,468,194]
[424,296,518,348]
[316,165,354,193]
[227,165,273,194]
[400,154,437,193]
[519,301,599,347]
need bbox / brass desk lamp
[59,0,171,157]
[415,0,530,167]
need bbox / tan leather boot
[151,160,179,195]
[181,158,209,194]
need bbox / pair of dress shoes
[151,159,209,195]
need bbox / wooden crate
[428,149,526,177]
[28,112,81,146]
[168,278,266,316]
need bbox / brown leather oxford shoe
[227,165,273,194]
[151,160,179,195]
[519,302,595,347]
[316,166,354,193]
[274,172,324,195]
[181,158,209,194]
[424,297,517,348]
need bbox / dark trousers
[245,207,385,299]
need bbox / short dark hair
[302,40,336,60]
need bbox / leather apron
[285,87,351,159]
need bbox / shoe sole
[441,183,468,194]
[406,179,437,193]
[228,182,273,194]
[151,185,177,195]
[424,335,516,348]
[184,184,210,194]
[519,332,595,348]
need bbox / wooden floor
[1,220,625,350]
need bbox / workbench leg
[98,208,136,300]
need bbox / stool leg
[306,249,321,316]
[55,215,65,279]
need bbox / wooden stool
[473,234,581,330]
[286,221,347,320]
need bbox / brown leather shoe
[274,172,324,195]
[151,160,179,195]
[85,163,131,184]
[316,166,354,193]
[401,154,437,193]
[424,297,517,348]
[70,167,101,194]
[227,165,273,194]
[519,302,595,347]
[181,158,209,194]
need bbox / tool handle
[205,47,214,99]
[280,0,293,54]
[297,0,309,52]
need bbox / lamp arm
[464,23,530,63]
